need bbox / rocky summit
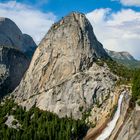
[13,12,118,119]
[0,17,37,58]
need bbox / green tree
[132,69,140,101]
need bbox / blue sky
[17,0,123,16]
[0,0,140,59]
[2,0,140,18]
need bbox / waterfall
[96,93,124,140]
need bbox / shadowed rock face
[0,17,36,97]
[13,12,117,119]
[21,34,37,58]
[0,46,29,98]
[0,17,37,58]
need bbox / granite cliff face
[13,12,118,119]
[107,88,140,140]
[0,46,29,97]
[115,105,140,140]
[0,17,36,97]
[0,17,37,58]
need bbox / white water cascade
[96,93,124,140]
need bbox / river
[96,93,124,140]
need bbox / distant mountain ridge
[0,17,37,58]
[106,49,140,69]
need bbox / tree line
[0,99,88,140]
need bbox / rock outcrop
[0,17,37,58]
[116,105,140,140]
[84,85,130,140]
[0,46,29,97]
[107,87,131,140]
[13,12,117,119]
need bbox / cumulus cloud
[0,1,139,60]
[86,9,140,60]
[0,1,56,43]
[119,0,140,7]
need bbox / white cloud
[86,9,140,60]
[0,1,139,60]
[0,1,56,44]
[119,0,140,7]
